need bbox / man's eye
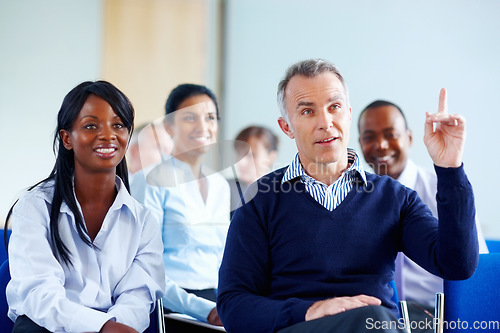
[207,114,216,121]
[385,133,397,139]
[302,109,312,115]
[329,104,341,110]
[362,135,374,142]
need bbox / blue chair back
[0,230,11,264]
[444,253,500,332]
[388,280,399,304]
[485,239,500,253]
[387,279,403,319]
[0,259,14,332]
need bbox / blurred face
[278,72,351,173]
[236,136,277,183]
[60,94,130,175]
[166,94,218,160]
[358,105,412,179]
[127,123,173,174]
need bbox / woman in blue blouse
[132,84,230,328]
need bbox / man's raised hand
[424,88,466,168]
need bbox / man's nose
[317,109,333,130]
[376,137,389,149]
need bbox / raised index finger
[438,88,448,114]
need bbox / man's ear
[277,117,294,139]
[408,129,413,147]
[268,150,278,165]
[60,129,72,150]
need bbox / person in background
[217,59,479,333]
[131,84,230,330]
[127,121,173,175]
[5,81,165,333]
[228,125,279,213]
[128,121,173,204]
[358,100,488,332]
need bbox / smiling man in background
[358,100,488,332]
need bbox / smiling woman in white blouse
[5,81,165,333]
[131,84,230,329]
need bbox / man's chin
[371,162,391,176]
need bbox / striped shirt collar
[282,148,367,186]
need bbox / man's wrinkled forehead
[285,73,348,106]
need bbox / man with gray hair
[217,59,478,332]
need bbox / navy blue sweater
[217,165,478,333]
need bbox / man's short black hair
[358,100,408,130]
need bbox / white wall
[0,0,102,220]
[1,0,499,239]
[222,0,500,238]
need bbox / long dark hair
[4,81,135,266]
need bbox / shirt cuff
[67,306,114,333]
[164,294,215,322]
